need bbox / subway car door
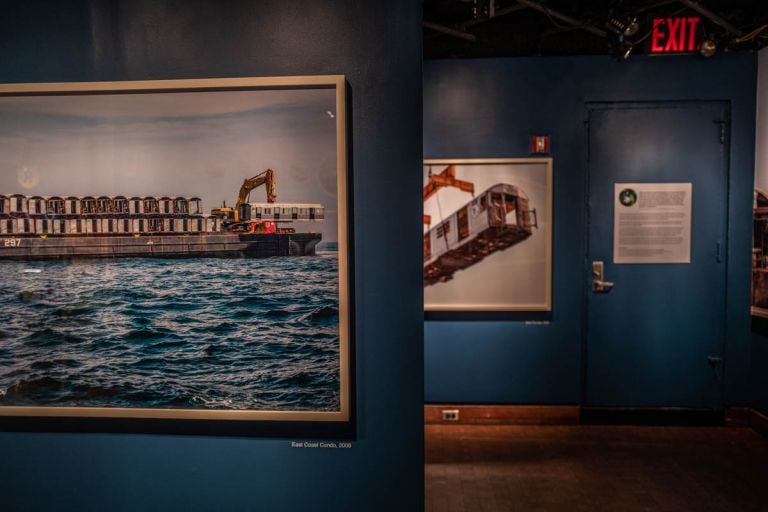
[585,101,728,412]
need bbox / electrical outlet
[442,409,460,422]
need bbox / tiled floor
[425,424,768,512]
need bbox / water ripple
[0,256,340,411]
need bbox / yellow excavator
[211,169,277,223]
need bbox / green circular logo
[619,188,637,207]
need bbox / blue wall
[0,1,424,511]
[424,54,757,406]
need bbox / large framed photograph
[0,76,350,427]
[423,158,552,311]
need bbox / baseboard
[580,407,725,426]
[726,407,768,437]
[425,405,768,433]
[424,405,580,425]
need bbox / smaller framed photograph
[423,158,552,312]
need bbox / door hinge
[707,356,723,381]
[713,120,727,144]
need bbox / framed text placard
[613,182,692,264]
[0,76,350,429]
[423,158,552,312]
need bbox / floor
[425,424,768,512]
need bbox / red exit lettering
[650,16,701,53]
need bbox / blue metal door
[585,102,728,409]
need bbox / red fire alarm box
[531,135,550,154]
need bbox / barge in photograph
[0,170,324,260]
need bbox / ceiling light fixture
[606,15,640,37]
[621,42,634,60]
[610,40,634,61]
[623,17,640,37]
[700,39,717,57]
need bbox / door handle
[593,279,615,292]
[592,261,614,293]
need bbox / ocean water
[0,253,340,411]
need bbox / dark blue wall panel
[424,55,756,406]
[0,1,424,511]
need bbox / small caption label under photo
[290,441,353,449]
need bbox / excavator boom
[236,168,277,208]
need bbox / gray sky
[0,88,339,242]
[423,162,550,309]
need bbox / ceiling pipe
[461,4,528,28]
[426,3,528,40]
[677,0,743,36]
[423,21,478,42]
[513,0,608,38]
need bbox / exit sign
[649,16,702,53]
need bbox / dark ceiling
[424,0,768,59]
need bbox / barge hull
[0,233,321,260]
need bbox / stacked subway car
[0,195,220,237]
[0,194,320,259]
